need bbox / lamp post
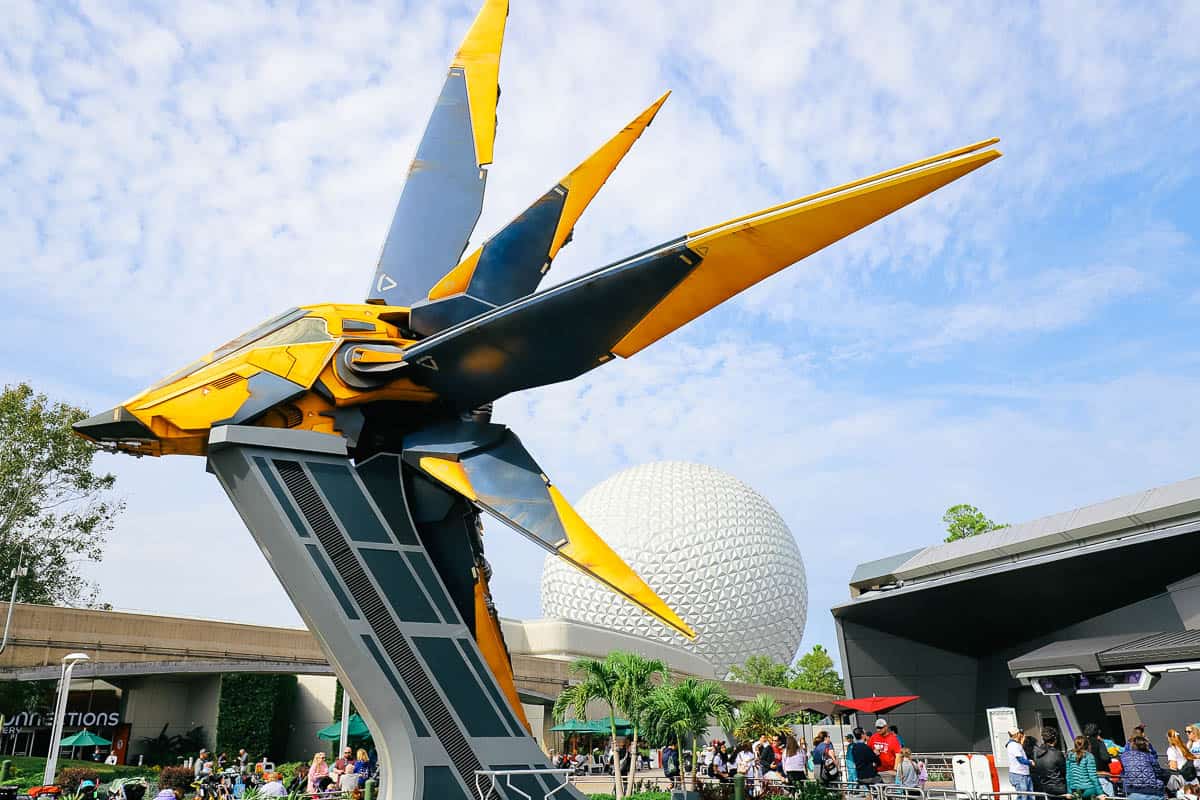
[0,545,27,655]
[43,652,89,786]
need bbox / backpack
[821,753,841,781]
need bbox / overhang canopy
[1008,634,1153,675]
[1009,630,1200,678]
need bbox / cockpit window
[146,309,332,391]
[210,308,309,361]
[246,317,332,349]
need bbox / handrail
[474,768,571,800]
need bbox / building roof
[834,509,1200,655]
[849,475,1200,593]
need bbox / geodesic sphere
[540,461,807,676]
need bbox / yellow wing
[406,424,695,640]
[400,138,1002,411]
[613,138,1002,356]
[412,92,672,336]
[367,0,509,307]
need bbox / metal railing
[556,772,1092,800]
[474,768,571,800]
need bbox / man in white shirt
[1006,730,1034,800]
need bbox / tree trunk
[680,733,694,791]
[611,715,623,800]
[625,727,638,796]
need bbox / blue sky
[2,0,1198,672]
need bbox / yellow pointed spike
[428,92,671,302]
[427,247,480,301]
[548,91,671,258]
[418,456,478,501]
[473,574,531,732]
[612,142,1001,357]
[547,486,696,640]
[452,0,508,166]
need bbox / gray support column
[1047,692,1082,742]
[207,426,579,800]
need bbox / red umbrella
[834,696,919,715]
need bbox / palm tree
[609,651,666,796]
[552,656,626,799]
[732,693,793,741]
[645,677,734,790]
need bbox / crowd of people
[663,717,919,791]
[177,745,377,800]
[1006,721,1200,800]
[298,747,374,796]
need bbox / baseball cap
[875,718,888,728]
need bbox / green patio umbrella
[317,713,372,741]
[60,730,112,747]
[549,719,595,733]
[586,717,633,736]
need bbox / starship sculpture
[74,1,999,798]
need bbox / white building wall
[122,675,221,757]
[286,675,337,760]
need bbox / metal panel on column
[208,426,577,800]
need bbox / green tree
[644,678,733,790]
[553,656,627,799]
[788,645,845,696]
[1,383,125,605]
[942,503,1008,543]
[609,651,666,797]
[727,655,790,687]
[732,693,794,741]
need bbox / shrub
[274,762,308,782]
[159,766,196,793]
[137,724,207,767]
[699,784,734,800]
[56,767,100,792]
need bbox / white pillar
[339,690,351,754]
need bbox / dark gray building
[834,476,1200,752]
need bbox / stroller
[106,779,148,800]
